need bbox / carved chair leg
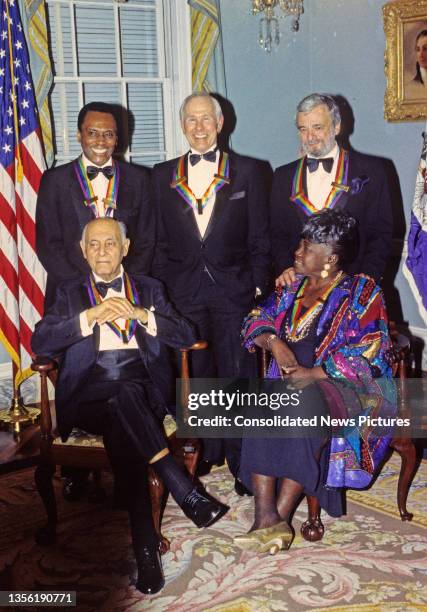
[87,469,107,503]
[301,495,324,542]
[183,451,199,478]
[147,466,170,555]
[34,461,58,545]
[183,439,202,478]
[390,438,419,521]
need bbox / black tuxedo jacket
[36,158,155,306]
[270,150,393,281]
[31,274,195,441]
[151,152,271,307]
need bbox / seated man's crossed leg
[74,349,228,595]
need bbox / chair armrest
[31,356,58,438]
[31,356,58,374]
[179,341,208,418]
[180,341,208,352]
[179,341,208,380]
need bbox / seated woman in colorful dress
[234,209,395,554]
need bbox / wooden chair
[260,328,419,543]
[31,342,206,553]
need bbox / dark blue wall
[220,0,426,329]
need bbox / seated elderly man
[31,217,228,595]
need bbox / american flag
[0,0,46,386]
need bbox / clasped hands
[86,297,148,327]
[269,338,301,381]
[270,338,325,387]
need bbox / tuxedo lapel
[203,151,233,241]
[302,158,308,196]
[133,280,161,359]
[69,159,95,229]
[73,277,92,309]
[114,160,131,219]
[291,159,310,224]
[74,278,100,352]
[132,279,149,356]
[332,151,354,212]
[169,156,202,238]
[333,189,350,211]
[178,194,202,239]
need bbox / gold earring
[320,263,331,279]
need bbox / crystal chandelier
[252,0,304,52]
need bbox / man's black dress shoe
[181,488,229,528]
[135,545,165,595]
[234,478,253,497]
[62,477,87,502]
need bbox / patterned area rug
[0,454,426,612]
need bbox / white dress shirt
[306,144,340,210]
[79,266,157,350]
[82,154,114,218]
[187,147,219,237]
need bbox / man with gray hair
[36,102,155,503]
[32,217,228,595]
[272,93,392,285]
[152,92,271,491]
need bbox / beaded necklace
[284,271,344,342]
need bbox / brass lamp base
[0,396,40,429]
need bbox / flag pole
[0,361,40,433]
[1,0,48,429]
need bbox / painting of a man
[404,22,427,100]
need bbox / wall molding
[164,0,192,157]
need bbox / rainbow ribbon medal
[86,272,140,343]
[285,272,344,342]
[171,152,230,214]
[74,157,120,218]
[290,149,349,216]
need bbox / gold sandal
[234,521,293,555]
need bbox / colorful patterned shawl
[242,274,396,489]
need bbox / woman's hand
[253,333,298,378]
[275,266,297,288]
[270,339,298,377]
[285,365,327,387]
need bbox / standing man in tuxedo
[152,92,271,490]
[36,101,155,500]
[271,93,392,285]
[36,101,154,308]
[32,218,228,595]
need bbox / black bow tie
[306,157,334,173]
[86,165,115,180]
[95,277,122,297]
[189,149,217,166]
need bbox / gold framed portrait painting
[384,0,427,121]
